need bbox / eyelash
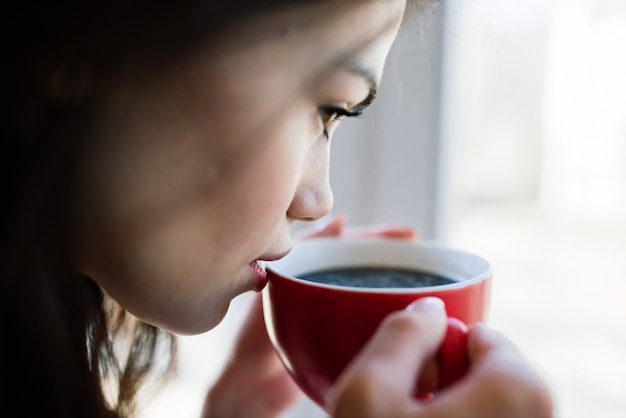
[318,106,363,139]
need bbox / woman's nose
[287,143,334,222]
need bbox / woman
[0,1,553,417]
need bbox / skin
[330,297,554,418]
[71,1,554,416]
[74,0,406,334]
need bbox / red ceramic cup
[262,237,493,410]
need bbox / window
[439,1,626,418]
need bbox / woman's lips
[252,248,291,291]
[249,260,268,292]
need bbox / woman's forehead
[210,0,405,55]
[103,0,405,112]
[204,1,405,84]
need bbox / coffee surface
[299,266,457,288]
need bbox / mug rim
[265,237,493,294]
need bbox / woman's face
[75,0,406,334]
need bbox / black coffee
[299,266,457,288]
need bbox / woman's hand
[203,215,417,418]
[202,294,302,418]
[294,214,418,241]
[329,297,554,418]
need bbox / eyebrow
[346,64,378,111]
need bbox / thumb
[329,297,447,417]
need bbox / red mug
[262,237,493,410]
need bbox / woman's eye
[317,106,363,139]
[318,108,339,125]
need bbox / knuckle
[525,380,555,418]
[380,310,429,335]
[331,373,380,417]
[480,368,554,418]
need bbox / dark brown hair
[0,1,425,417]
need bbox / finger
[233,295,304,403]
[467,324,552,399]
[342,224,418,239]
[330,297,447,417]
[466,324,553,416]
[467,323,525,367]
[206,294,303,417]
[231,295,274,363]
[421,324,554,418]
[293,214,346,240]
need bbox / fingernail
[405,297,445,313]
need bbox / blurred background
[141,1,626,417]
